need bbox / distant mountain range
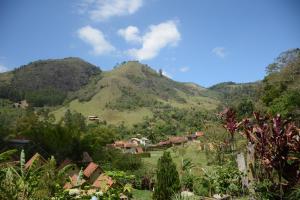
[1,48,298,125]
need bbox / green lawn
[132,189,152,200]
[142,141,209,176]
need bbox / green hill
[52,61,220,125]
[209,81,260,105]
[0,57,101,106]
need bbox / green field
[142,141,208,174]
[133,141,209,199]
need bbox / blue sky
[0,0,299,87]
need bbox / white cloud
[79,0,143,21]
[118,26,142,44]
[124,20,181,61]
[0,64,9,73]
[179,66,189,72]
[77,25,115,55]
[162,70,172,78]
[212,47,227,58]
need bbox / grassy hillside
[53,61,220,125]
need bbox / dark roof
[82,152,93,163]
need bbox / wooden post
[246,142,255,199]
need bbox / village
[3,130,211,199]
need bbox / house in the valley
[63,174,86,189]
[25,153,47,170]
[108,140,145,154]
[8,138,31,149]
[58,159,79,177]
[88,115,100,121]
[169,136,188,146]
[156,140,171,148]
[13,100,29,109]
[92,174,114,192]
[195,131,204,137]
[123,142,139,154]
[135,146,144,154]
[83,162,104,184]
[187,131,204,141]
[130,137,149,146]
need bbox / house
[83,162,103,183]
[92,174,114,192]
[63,174,86,189]
[123,142,138,154]
[8,138,31,149]
[195,131,204,137]
[169,136,188,145]
[25,153,47,170]
[156,140,171,148]
[12,100,28,109]
[135,147,144,154]
[187,131,204,141]
[130,138,140,145]
[187,134,197,141]
[58,159,79,177]
[88,115,100,121]
[130,137,149,146]
[140,137,149,146]
[113,140,127,148]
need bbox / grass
[132,189,152,200]
[142,141,209,177]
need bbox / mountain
[0,57,101,106]
[52,61,220,125]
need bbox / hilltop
[0,57,101,106]
[53,61,220,125]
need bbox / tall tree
[153,151,180,200]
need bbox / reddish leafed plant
[221,108,300,188]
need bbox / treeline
[218,48,300,124]
[260,50,300,122]
[131,104,214,142]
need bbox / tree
[153,151,180,200]
[159,69,163,77]
[236,99,254,118]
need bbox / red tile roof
[83,162,102,178]
[58,158,72,170]
[63,174,86,189]
[195,131,204,137]
[157,140,171,146]
[136,147,144,154]
[169,136,188,144]
[25,153,46,170]
[92,174,114,192]
[124,142,138,148]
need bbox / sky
[0,0,299,87]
